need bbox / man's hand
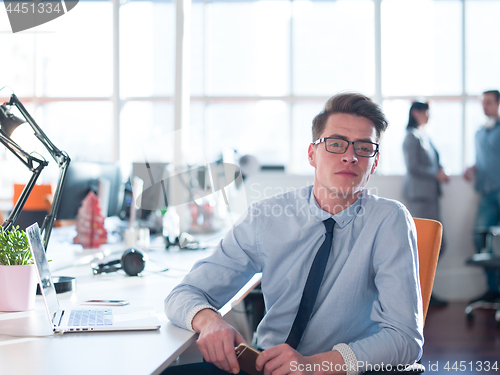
[437,168,450,183]
[256,344,307,375]
[192,308,246,374]
[464,166,476,182]
[255,344,346,375]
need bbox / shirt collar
[308,186,364,229]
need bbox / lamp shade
[0,105,25,137]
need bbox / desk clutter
[74,191,108,248]
[92,248,147,277]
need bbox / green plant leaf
[0,225,34,266]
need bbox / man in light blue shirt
[464,89,500,303]
[164,93,423,375]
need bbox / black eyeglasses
[312,137,379,158]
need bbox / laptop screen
[26,223,60,324]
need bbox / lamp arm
[8,94,68,168]
[3,94,71,251]
[0,129,48,171]
[40,157,70,250]
[1,129,49,232]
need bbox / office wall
[242,172,485,302]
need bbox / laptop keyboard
[68,309,113,327]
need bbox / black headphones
[92,248,147,276]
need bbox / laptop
[26,223,161,333]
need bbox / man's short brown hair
[312,92,388,142]
[483,90,500,102]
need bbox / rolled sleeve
[186,305,220,332]
[333,343,359,375]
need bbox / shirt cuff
[186,304,220,332]
[332,343,358,375]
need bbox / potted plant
[0,225,37,312]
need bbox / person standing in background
[403,101,449,306]
[464,90,500,304]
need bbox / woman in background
[403,101,449,306]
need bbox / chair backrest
[13,184,53,212]
[413,218,442,324]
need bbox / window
[293,0,375,96]
[465,0,500,94]
[193,0,375,173]
[207,1,290,96]
[120,0,175,97]
[381,0,462,97]
[208,100,290,165]
[38,2,113,97]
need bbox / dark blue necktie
[285,218,335,350]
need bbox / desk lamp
[0,92,71,252]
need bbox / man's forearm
[165,282,220,331]
[192,308,222,333]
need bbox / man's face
[482,93,500,118]
[308,113,379,200]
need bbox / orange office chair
[414,218,443,324]
[12,184,53,230]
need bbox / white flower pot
[0,264,37,312]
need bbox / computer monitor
[131,162,169,220]
[56,161,125,220]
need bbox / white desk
[0,238,261,375]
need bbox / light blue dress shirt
[165,185,424,369]
[475,119,500,194]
